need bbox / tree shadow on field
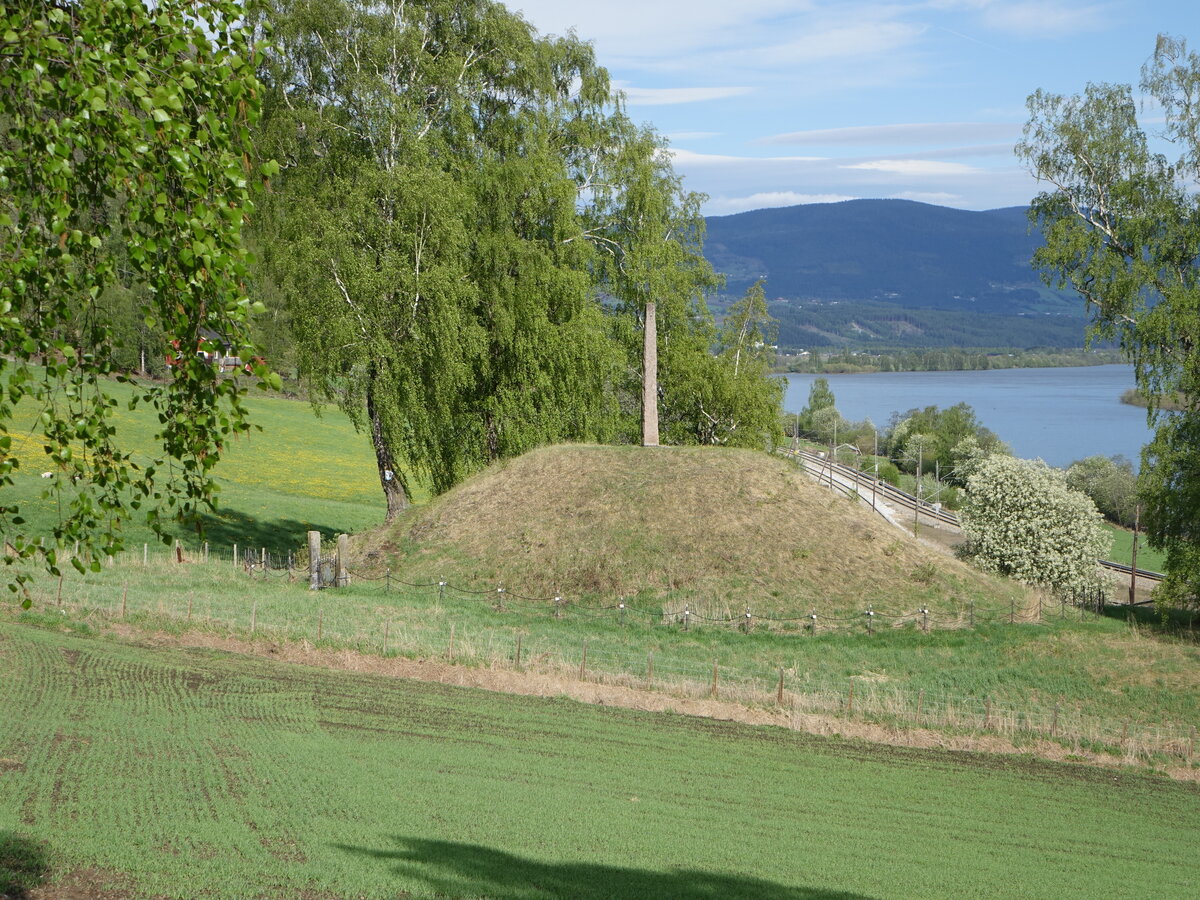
[0,830,50,898]
[334,836,876,899]
[172,508,357,557]
[1102,603,1200,643]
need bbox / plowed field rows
[0,622,1196,899]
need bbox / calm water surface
[782,365,1152,467]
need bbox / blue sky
[500,0,1200,216]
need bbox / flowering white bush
[960,455,1107,597]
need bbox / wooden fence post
[515,633,522,668]
[308,531,321,591]
[336,534,348,588]
[776,668,785,705]
[317,608,323,641]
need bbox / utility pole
[871,429,878,511]
[914,445,923,537]
[1129,503,1140,606]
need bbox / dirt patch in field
[99,623,1200,782]
[25,867,136,900]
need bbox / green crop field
[1,622,1197,899]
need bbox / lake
[782,365,1153,467]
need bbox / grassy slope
[365,444,1023,615]
[6,379,388,553]
[1,623,1196,900]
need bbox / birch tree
[1,0,268,596]
[255,0,625,518]
[1017,34,1200,608]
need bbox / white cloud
[669,148,827,167]
[708,191,858,213]
[759,122,1020,146]
[892,190,962,204]
[751,20,926,66]
[500,0,807,59]
[978,1,1112,38]
[619,84,752,106]
[842,159,980,176]
[667,131,722,141]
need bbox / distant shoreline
[775,348,1125,375]
[1119,388,1187,411]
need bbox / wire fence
[28,547,1199,765]
[96,540,1148,636]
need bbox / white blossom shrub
[959,455,1108,597]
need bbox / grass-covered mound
[362,444,1021,614]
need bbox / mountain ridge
[703,199,1089,350]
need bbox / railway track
[779,446,1165,583]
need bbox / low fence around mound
[19,546,1198,765]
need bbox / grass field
[1104,523,1167,572]
[1,622,1197,899]
[5,378,390,554]
[12,558,1200,756]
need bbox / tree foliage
[798,377,837,438]
[255,0,633,518]
[657,281,783,447]
[960,455,1107,598]
[0,0,268,597]
[884,403,1007,484]
[1066,455,1138,528]
[1017,33,1200,608]
[256,0,781,510]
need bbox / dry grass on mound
[357,444,1021,614]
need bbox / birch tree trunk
[366,368,408,522]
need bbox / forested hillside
[704,200,1091,350]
